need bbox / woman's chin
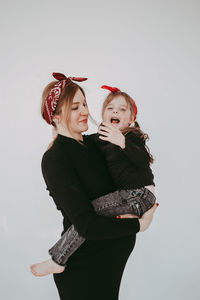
[81,124,88,132]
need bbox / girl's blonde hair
[102,91,154,163]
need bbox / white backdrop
[1,0,200,299]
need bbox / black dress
[42,134,140,300]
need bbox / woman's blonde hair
[41,80,85,128]
[41,80,86,148]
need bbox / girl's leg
[48,225,85,265]
[48,188,156,266]
[30,259,65,277]
[31,187,156,276]
[92,187,156,218]
[30,226,85,277]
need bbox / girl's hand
[98,122,125,148]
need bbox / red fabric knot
[70,77,88,82]
[101,85,120,93]
[43,72,88,124]
[52,73,88,82]
[52,72,67,81]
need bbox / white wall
[1,0,200,299]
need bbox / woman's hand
[116,203,159,232]
[117,214,139,219]
[98,122,125,149]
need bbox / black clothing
[42,134,140,299]
[42,134,140,237]
[91,131,155,189]
[54,235,136,300]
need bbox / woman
[38,73,158,300]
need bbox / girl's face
[103,96,134,131]
[67,89,89,139]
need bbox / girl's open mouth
[111,118,120,124]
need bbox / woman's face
[67,89,89,139]
[103,96,134,131]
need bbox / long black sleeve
[42,142,140,240]
[92,132,150,168]
[90,132,154,189]
[122,133,150,168]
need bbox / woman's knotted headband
[43,73,88,124]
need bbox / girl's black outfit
[42,134,140,300]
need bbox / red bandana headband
[101,85,138,121]
[44,72,88,124]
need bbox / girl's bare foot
[30,258,65,277]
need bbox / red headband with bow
[43,73,88,124]
[101,85,138,121]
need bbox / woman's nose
[80,105,89,115]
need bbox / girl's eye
[72,106,78,110]
[83,103,87,107]
[120,108,126,111]
[107,107,113,110]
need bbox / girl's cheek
[102,113,107,121]
[105,114,110,121]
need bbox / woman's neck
[56,126,83,141]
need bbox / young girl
[31,84,156,277]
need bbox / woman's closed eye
[72,102,87,110]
